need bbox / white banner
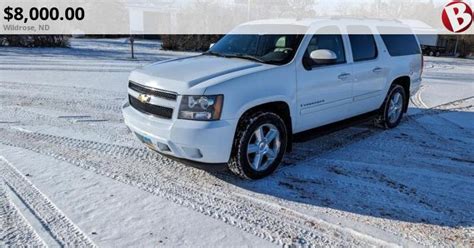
[1,0,473,35]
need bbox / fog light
[182,147,203,159]
[156,142,171,152]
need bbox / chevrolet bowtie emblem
[138,94,151,103]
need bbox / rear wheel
[376,85,406,129]
[228,112,287,179]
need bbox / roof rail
[328,16,402,23]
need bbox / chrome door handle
[373,67,383,73]
[338,73,351,80]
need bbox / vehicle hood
[129,55,266,94]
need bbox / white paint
[124,20,423,163]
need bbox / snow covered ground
[0,38,473,247]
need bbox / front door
[296,26,353,132]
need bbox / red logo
[442,1,473,33]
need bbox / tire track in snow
[0,94,123,113]
[0,129,393,247]
[0,80,120,93]
[411,85,429,109]
[410,86,474,119]
[0,180,46,247]
[0,82,124,126]
[1,82,473,246]
[0,157,96,247]
[1,98,471,246]
[411,88,474,138]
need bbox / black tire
[376,84,407,129]
[228,112,288,179]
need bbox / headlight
[178,95,224,121]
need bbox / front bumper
[123,102,237,163]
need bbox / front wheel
[376,85,407,129]
[228,112,287,179]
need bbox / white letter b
[445,3,472,32]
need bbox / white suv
[123,19,423,179]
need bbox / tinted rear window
[348,26,378,62]
[377,26,420,57]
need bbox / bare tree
[336,0,438,23]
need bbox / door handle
[373,67,383,73]
[338,73,351,80]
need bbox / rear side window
[377,26,420,57]
[348,26,378,62]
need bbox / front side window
[208,34,304,65]
[348,26,378,62]
[303,26,346,68]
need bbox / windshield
[207,34,304,65]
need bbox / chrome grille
[128,81,177,101]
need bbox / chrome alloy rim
[388,92,404,123]
[247,124,281,171]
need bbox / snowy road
[0,39,473,247]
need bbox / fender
[236,95,296,132]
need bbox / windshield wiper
[203,51,266,63]
[225,54,266,63]
[202,51,226,57]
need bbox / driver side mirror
[310,49,338,65]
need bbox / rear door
[295,26,353,132]
[378,29,423,96]
[347,25,387,115]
